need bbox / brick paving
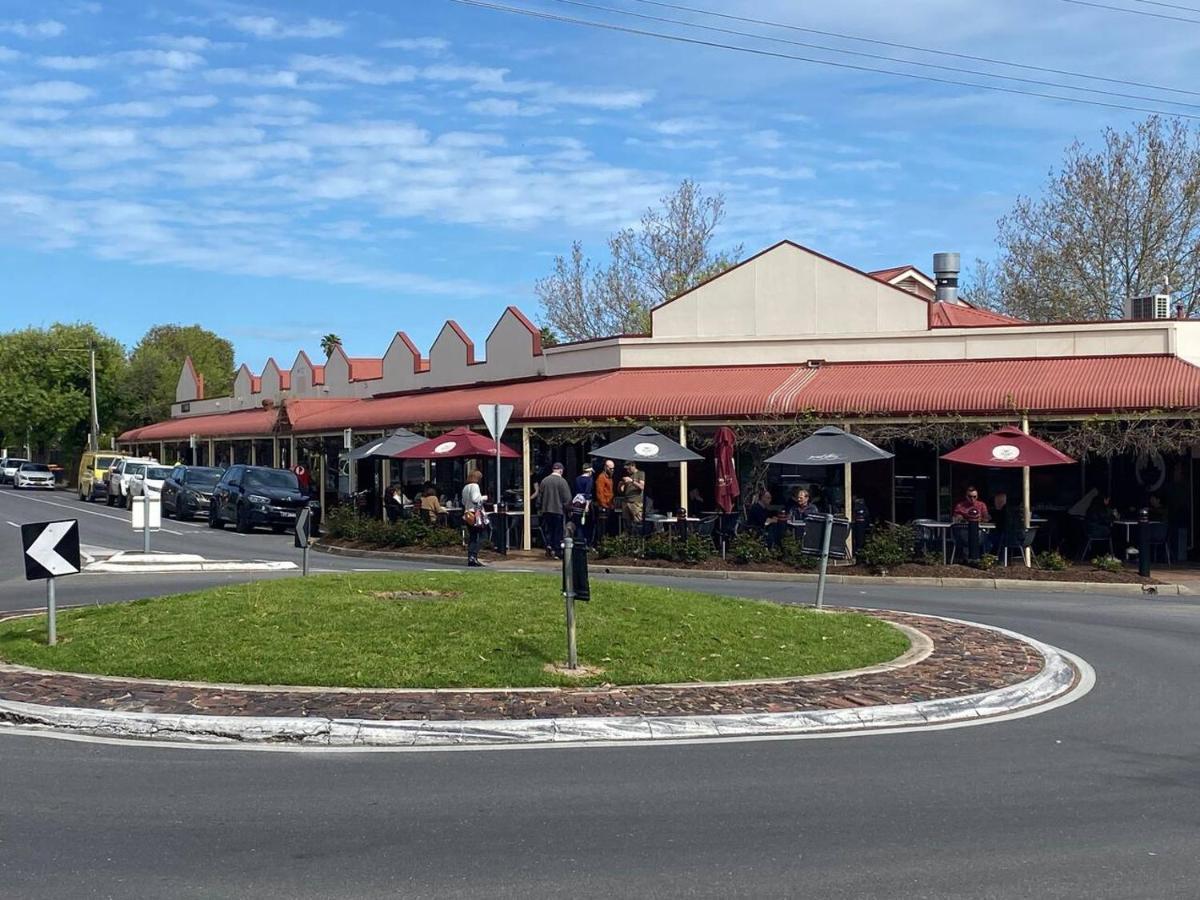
[0,611,1042,722]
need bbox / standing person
[572,463,595,546]
[619,460,646,531]
[574,463,594,499]
[538,462,572,559]
[461,469,488,567]
[594,459,616,537]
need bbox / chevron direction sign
[21,520,82,581]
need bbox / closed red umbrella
[714,426,739,513]
[940,426,1074,468]
[392,427,519,460]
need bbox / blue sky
[2,0,1198,371]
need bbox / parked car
[0,457,29,485]
[128,464,174,504]
[209,465,314,534]
[105,458,154,508]
[161,465,224,521]
[77,451,125,502]
[13,462,55,490]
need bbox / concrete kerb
[0,614,1085,749]
[311,541,1186,596]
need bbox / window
[147,467,172,480]
[21,463,49,472]
[185,469,222,488]
[97,456,118,469]
[245,469,300,492]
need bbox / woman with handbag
[461,469,489,567]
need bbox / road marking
[6,521,18,528]
[0,492,188,535]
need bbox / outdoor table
[916,520,996,563]
[1114,520,1139,543]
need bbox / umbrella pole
[1022,415,1032,566]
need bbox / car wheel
[208,505,224,529]
[235,503,252,534]
[106,492,115,506]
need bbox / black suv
[162,465,224,521]
[209,465,315,534]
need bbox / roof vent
[932,252,960,304]
[1127,294,1171,320]
[806,358,825,368]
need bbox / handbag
[463,509,477,527]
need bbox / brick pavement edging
[313,541,1187,596]
[0,610,1085,747]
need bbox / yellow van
[77,450,125,502]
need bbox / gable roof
[929,304,1026,327]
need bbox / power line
[548,0,1200,110]
[444,0,1200,121]
[630,0,1200,98]
[1059,0,1200,24]
[1132,0,1200,12]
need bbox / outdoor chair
[948,523,970,565]
[911,519,941,558]
[1000,527,1038,567]
[1142,521,1171,564]
[1079,520,1113,562]
[697,515,717,540]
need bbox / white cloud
[232,95,320,116]
[146,35,211,52]
[3,81,92,103]
[744,129,784,151]
[227,16,344,40]
[0,45,19,62]
[421,64,652,110]
[829,159,902,172]
[37,54,101,70]
[465,98,548,117]
[0,20,65,39]
[380,37,449,53]
[0,106,70,121]
[119,49,206,70]
[205,68,299,88]
[94,101,170,118]
[291,55,416,85]
[733,165,816,180]
[150,125,265,148]
[652,117,715,136]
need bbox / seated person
[746,489,773,532]
[952,485,990,523]
[384,483,409,523]
[419,485,446,524]
[785,486,819,523]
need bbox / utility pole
[58,346,100,451]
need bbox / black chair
[1079,520,1113,562]
[1142,521,1171,564]
[948,523,969,564]
[697,515,718,540]
[1000,527,1038,567]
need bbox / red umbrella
[392,427,519,460]
[714,426,740,513]
[940,426,1074,468]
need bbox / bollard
[1138,507,1151,579]
[562,535,577,669]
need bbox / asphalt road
[1,488,1198,898]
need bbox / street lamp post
[58,347,100,451]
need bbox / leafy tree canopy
[126,324,235,426]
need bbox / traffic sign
[478,403,514,441]
[21,520,81,580]
[294,506,312,549]
[131,495,162,530]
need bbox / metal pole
[1021,415,1032,566]
[143,495,151,554]
[302,544,310,576]
[563,535,577,669]
[89,347,99,452]
[521,426,532,551]
[46,578,57,646]
[678,423,688,512]
[814,513,834,610]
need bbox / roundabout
[0,573,1086,748]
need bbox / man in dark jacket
[538,463,573,559]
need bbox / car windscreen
[6,459,28,468]
[244,470,300,492]
[96,456,118,468]
[21,463,49,472]
[185,469,222,487]
[146,467,172,480]
[126,463,147,476]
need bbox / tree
[537,180,743,340]
[538,325,559,348]
[321,334,342,358]
[125,325,235,426]
[0,323,127,456]
[987,116,1200,321]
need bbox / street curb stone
[0,615,1080,748]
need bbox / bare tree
[958,257,1003,311]
[537,180,742,340]
[989,116,1200,321]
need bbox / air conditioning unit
[1127,294,1171,320]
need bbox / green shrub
[324,510,460,550]
[324,506,361,540]
[777,533,816,569]
[976,553,998,571]
[1091,554,1123,573]
[1035,550,1069,571]
[732,532,773,565]
[596,534,643,559]
[857,524,916,569]
[674,533,713,564]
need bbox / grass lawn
[0,572,908,689]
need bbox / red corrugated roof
[869,265,929,283]
[929,303,1025,327]
[799,355,1200,415]
[119,407,280,442]
[124,355,1200,440]
[348,357,383,381]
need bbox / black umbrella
[765,426,892,466]
[589,426,702,464]
[349,428,426,461]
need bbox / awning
[349,428,425,461]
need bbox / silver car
[0,457,29,485]
[13,462,55,490]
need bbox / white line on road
[0,492,188,535]
[6,521,18,528]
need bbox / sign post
[131,494,161,553]
[802,513,850,611]
[21,519,82,646]
[295,506,312,576]
[562,535,577,669]
[478,403,514,554]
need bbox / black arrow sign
[21,520,82,581]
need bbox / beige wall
[175,363,201,403]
